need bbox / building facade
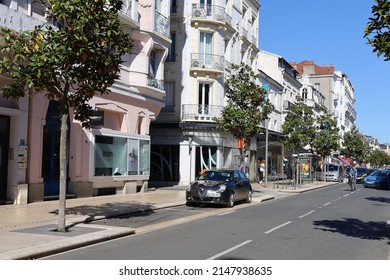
[0,0,170,204]
[150,0,261,185]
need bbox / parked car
[363,170,390,189]
[186,169,252,208]
[355,167,369,183]
[316,163,343,182]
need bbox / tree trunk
[57,111,68,232]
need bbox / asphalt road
[43,183,390,260]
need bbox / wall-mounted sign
[91,111,104,127]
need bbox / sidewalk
[0,180,336,260]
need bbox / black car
[186,169,252,208]
[356,167,369,183]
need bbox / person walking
[349,164,357,191]
[259,160,265,184]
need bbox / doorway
[42,101,69,197]
[0,115,10,201]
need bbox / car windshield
[370,170,390,177]
[356,168,367,175]
[327,165,339,172]
[198,171,231,181]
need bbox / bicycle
[349,175,356,191]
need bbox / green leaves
[364,0,390,61]
[282,98,340,156]
[215,63,274,144]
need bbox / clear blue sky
[259,0,390,144]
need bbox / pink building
[0,0,170,204]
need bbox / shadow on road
[365,196,390,204]
[313,218,389,240]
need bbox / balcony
[155,10,170,38]
[147,76,164,90]
[181,104,223,122]
[346,103,357,119]
[190,53,226,74]
[191,4,226,24]
[119,0,140,28]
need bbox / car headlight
[186,184,192,192]
[216,184,226,193]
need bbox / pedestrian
[259,160,265,184]
[349,164,357,191]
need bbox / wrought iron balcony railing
[191,3,226,22]
[181,104,223,122]
[155,10,170,38]
[190,53,226,72]
[147,76,164,90]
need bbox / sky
[259,0,390,144]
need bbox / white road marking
[218,211,236,216]
[264,221,292,234]
[298,210,315,219]
[343,194,350,197]
[207,240,253,260]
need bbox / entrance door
[42,124,60,196]
[0,115,10,201]
[42,100,69,197]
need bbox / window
[167,32,176,62]
[200,32,213,66]
[302,88,308,99]
[94,135,150,177]
[162,81,175,112]
[149,50,157,78]
[198,83,211,115]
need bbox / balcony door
[198,83,211,116]
[200,32,213,67]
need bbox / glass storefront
[94,134,150,177]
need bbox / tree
[215,63,273,170]
[312,113,340,160]
[282,98,316,154]
[0,0,132,232]
[367,149,390,168]
[364,0,390,61]
[282,98,316,185]
[340,128,367,163]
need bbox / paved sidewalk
[0,180,336,260]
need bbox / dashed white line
[207,240,253,260]
[264,221,292,234]
[298,210,315,219]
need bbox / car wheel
[227,192,235,208]
[245,189,252,203]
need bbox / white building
[150,0,262,185]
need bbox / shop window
[94,134,150,177]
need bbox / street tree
[312,113,340,159]
[340,128,367,163]
[282,98,316,153]
[215,63,273,170]
[364,0,390,61]
[367,149,390,168]
[282,98,316,185]
[0,0,133,232]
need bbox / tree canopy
[216,63,273,168]
[364,0,390,61]
[340,128,368,163]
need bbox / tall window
[167,32,176,62]
[149,50,157,78]
[200,32,213,66]
[302,88,308,99]
[163,81,175,112]
[198,83,211,115]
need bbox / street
[43,183,390,260]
